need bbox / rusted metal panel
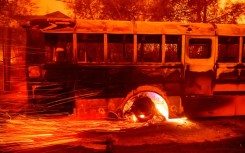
[216,24,245,36]
[184,70,213,95]
[106,21,134,34]
[30,18,245,37]
[214,84,245,92]
[216,63,238,80]
[183,23,215,36]
[135,21,166,34]
[42,64,184,97]
[75,20,215,35]
[183,95,245,117]
[75,20,108,33]
[75,98,122,120]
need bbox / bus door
[184,36,215,96]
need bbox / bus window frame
[185,36,215,65]
[76,33,104,64]
[164,34,183,63]
[241,36,245,63]
[217,36,240,63]
[107,34,134,64]
[44,33,74,63]
[75,33,186,65]
[136,34,163,64]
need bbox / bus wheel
[121,85,169,122]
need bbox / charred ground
[0,115,244,153]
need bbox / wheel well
[119,85,170,121]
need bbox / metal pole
[3,27,11,91]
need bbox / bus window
[45,33,73,63]
[137,34,162,62]
[165,35,182,62]
[77,34,104,63]
[188,38,211,59]
[218,36,239,63]
[243,37,245,63]
[108,34,133,63]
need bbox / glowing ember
[0,116,146,152]
[132,114,137,122]
[167,117,189,124]
[139,114,145,118]
[146,92,169,120]
[123,91,169,122]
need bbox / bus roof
[32,18,245,36]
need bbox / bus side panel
[184,70,214,96]
[73,65,184,98]
[41,63,183,119]
[183,95,245,117]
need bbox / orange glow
[155,103,169,120]
[148,92,169,120]
[0,117,147,152]
[38,0,71,15]
[166,117,198,128]
[28,66,40,78]
[219,0,245,8]
[139,114,145,118]
[219,0,245,23]
[123,92,169,122]
[132,114,137,122]
[167,117,189,124]
[125,113,138,122]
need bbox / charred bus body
[24,18,245,121]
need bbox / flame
[155,103,169,120]
[139,114,145,118]
[146,92,169,120]
[165,117,195,128]
[123,91,169,122]
[132,114,137,122]
[167,117,188,124]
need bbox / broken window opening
[108,34,133,63]
[137,34,162,62]
[218,36,239,63]
[188,38,211,59]
[77,34,104,63]
[165,35,182,62]
[45,33,73,63]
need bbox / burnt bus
[24,18,245,121]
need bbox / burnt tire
[120,85,169,122]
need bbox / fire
[123,91,169,122]
[0,116,147,152]
[155,103,169,120]
[132,114,137,122]
[166,117,197,129]
[147,92,169,120]
[139,114,145,118]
